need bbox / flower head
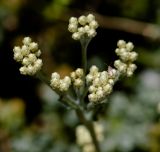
[13,37,42,75]
[70,68,84,88]
[86,65,119,103]
[50,72,71,92]
[68,14,98,40]
[114,40,138,77]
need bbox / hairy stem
[76,109,101,152]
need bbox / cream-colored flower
[70,68,84,88]
[86,65,118,103]
[68,14,98,40]
[50,73,71,92]
[13,37,42,75]
[114,40,138,77]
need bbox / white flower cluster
[114,40,138,77]
[86,65,118,103]
[68,14,98,40]
[76,122,104,152]
[50,72,71,92]
[13,37,42,75]
[70,68,84,88]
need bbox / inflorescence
[13,14,138,152]
[70,68,84,88]
[13,37,42,75]
[50,72,71,92]
[114,40,138,77]
[68,14,98,40]
[86,65,119,103]
[13,14,138,104]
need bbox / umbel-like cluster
[13,37,42,75]
[68,14,98,40]
[12,13,138,152]
[13,14,138,104]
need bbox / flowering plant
[13,14,138,152]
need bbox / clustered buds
[13,37,42,75]
[13,15,138,108]
[114,40,138,77]
[12,14,138,152]
[76,122,104,152]
[68,14,98,40]
[70,68,84,88]
[50,72,71,92]
[86,65,119,103]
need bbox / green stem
[80,37,91,75]
[76,109,101,152]
[36,71,50,87]
[61,94,79,109]
[80,37,91,106]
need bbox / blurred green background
[0,0,160,152]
